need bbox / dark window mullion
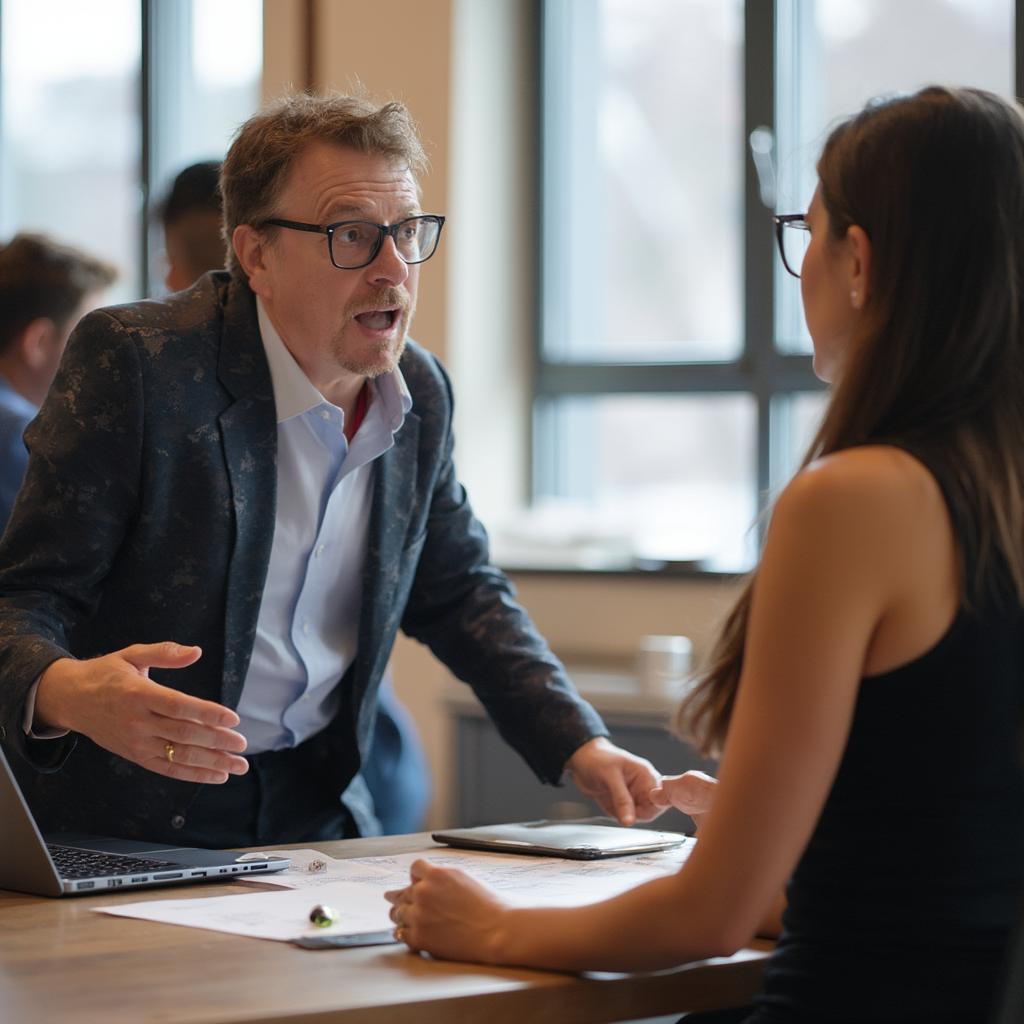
[745,0,777,528]
[140,0,152,298]
[1017,0,1024,99]
[537,361,750,397]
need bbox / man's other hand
[565,736,662,825]
[35,643,249,783]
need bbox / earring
[850,289,861,308]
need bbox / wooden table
[0,833,770,1024]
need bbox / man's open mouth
[354,309,399,331]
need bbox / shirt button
[170,814,186,830]
[314,545,325,558]
[302,622,311,635]
[319,410,331,421]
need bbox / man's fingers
[120,641,204,672]
[603,772,637,826]
[631,789,664,822]
[152,715,248,753]
[144,683,240,729]
[148,740,248,780]
[159,741,249,775]
[144,755,231,785]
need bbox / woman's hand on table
[385,858,510,963]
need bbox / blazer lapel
[215,280,278,707]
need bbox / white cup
[637,634,692,695]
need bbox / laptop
[0,744,290,896]
[432,819,687,860]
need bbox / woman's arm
[651,771,785,938]
[388,450,937,971]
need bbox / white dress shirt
[237,300,411,752]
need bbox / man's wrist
[33,658,77,733]
[565,734,612,773]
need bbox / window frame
[0,0,261,298]
[533,0,1024,575]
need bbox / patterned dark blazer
[0,273,606,838]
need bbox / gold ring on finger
[165,743,175,764]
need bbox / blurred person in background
[0,234,116,530]
[158,161,227,292]
[156,160,431,834]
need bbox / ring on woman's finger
[395,926,408,943]
[164,743,175,764]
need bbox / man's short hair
[221,93,428,280]
[158,161,227,282]
[0,234,118,355]
[157,160,223,228]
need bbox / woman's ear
[845,225,872,310]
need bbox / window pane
[534,394,757,572]
[770,391,829,494]
[542,0,744,363]
[774,0,1014,353]
[149,0,262,293]
[0,0,141,302]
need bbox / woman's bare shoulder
[783,445,942,515]
[769,445,948,563]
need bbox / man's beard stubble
[333,285,414,378]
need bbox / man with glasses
[0,94,661,847]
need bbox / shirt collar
[256,298,412,429]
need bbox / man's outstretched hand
[34,643,248,783]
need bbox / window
[1,0,141,304]
[0,0,262,300]
[537,0,1019,572]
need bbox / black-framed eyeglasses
[773,213,810,279]
[260,214,446,270]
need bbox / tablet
[431,820,687,860]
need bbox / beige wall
[261,0,741,827]
[263,0,451,366]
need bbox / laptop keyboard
[47,844,182,879]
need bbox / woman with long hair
[385,86,1024,1023]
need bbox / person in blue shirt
[0,234,116,531]
[157,160,431,835]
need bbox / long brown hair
[678,87,1024,756]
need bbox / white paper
[94,839,696,943]
[232,848,389,890]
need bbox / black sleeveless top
[748,449,1024,1024]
